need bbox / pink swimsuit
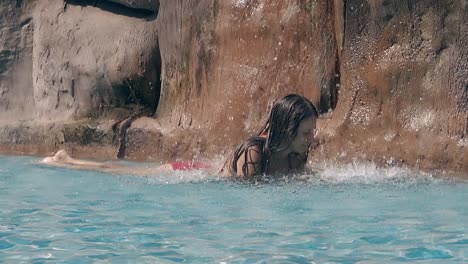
[170,161,209,171]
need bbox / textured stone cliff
[317,0,467,172]
[0,0,466,173]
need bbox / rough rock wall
[32,0,161,120]
[0,1,35,121]
[0,0,466,172]
[155,0,337,155]
[314,0,468,172]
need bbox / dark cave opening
[64,0,159,20]
[118,45,162,116]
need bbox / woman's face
[288,116,317,154]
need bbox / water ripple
[0,156,466,262]
[0,240,14,250]
[404,247,453,260]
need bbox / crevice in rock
[111,44,161,159]
[342,0,347,54]
[319,54,340,114]
[0,50,13,75]
[113,108,151,159]
[64,0,159,20]
[121,46,161,115]
[150,43,162,115]
[319,0,343,114]
[332,49,341,110]
[19,17,32,27]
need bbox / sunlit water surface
[0,155,467,263]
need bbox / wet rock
[0,1,35,120]
[0,0,466,173]
[314,0,467,173]
[32,0,161,119]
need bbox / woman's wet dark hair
[228,93,318,177]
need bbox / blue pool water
[0,155,467,263]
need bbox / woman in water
[222,93,318,179]
[42,94,318,179]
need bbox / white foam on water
[133,160,447,186]
[307,161,439,185]
[33,155,460,186]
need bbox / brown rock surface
[0,1,36,121]
[313,0,468,173]
[0,0,466,175]
[33,0,161,119]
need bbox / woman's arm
[40,150,172,176]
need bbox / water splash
[31,155,461,186]
[310,161,437,185]
[134,160,448,186]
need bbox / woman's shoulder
[243,143,263,162]
[234,136,266,160]
[236,137,266,177]
[221,136,266,178]
[234,136,266,158]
